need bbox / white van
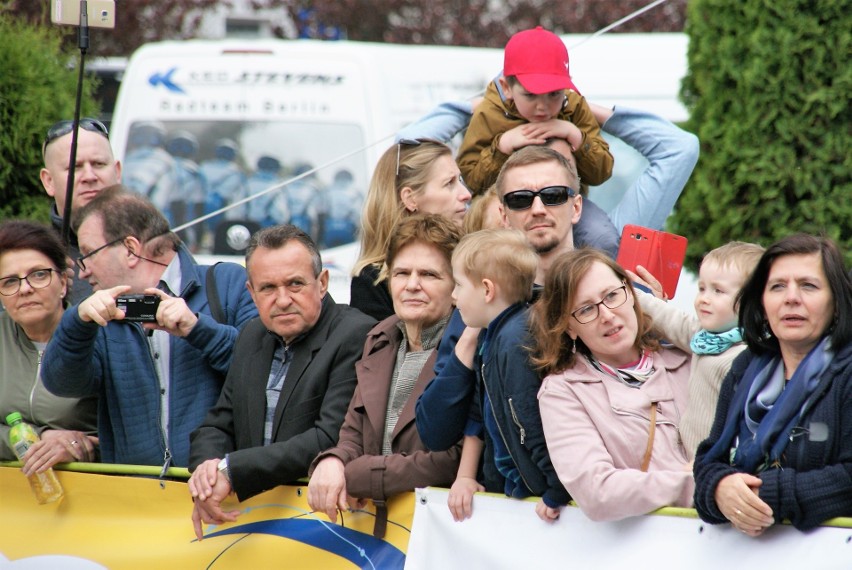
[110,38,501,242]
[110,34,688,302]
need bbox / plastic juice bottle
[6,412,64,504]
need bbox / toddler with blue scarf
[629,241,765,458]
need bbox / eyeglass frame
[502,185,577,211]
[75,236,126,272]
[395,138,423,177]
[0,268,59,296]
[42,118,109,155]
[571,284,630,324]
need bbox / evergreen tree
[0,15,98,221]
[672,0,851,266]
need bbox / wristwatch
[217,456,231,484]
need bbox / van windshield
[121,120,367,254]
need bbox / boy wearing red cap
[458,26,613,195]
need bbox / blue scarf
[690,327,743,355]
[700,337,833,473]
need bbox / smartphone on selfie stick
[50,0,116,246]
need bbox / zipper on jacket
[138,324,172,480]
[611,406,687,460]
[159,448,173,488]
[507,397,526,445]
[481,363,534,492]
[28,350,43,420]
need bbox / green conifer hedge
[672,0,851,266]
[0,15,98,221]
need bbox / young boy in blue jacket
[448,228,569,523]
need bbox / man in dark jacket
[187,225,375,541]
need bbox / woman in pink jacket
[531,249,694,521]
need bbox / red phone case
[616,225,688,299]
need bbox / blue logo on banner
[204,518,406,569]
[149,68,185,93]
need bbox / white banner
[405,488,852,570]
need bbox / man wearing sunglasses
[417,145,583,454]
[39,118,122,304]
[495,146,582,283]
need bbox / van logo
[233,72,345,86]
[148,68,185,94]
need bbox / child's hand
[521,120,583,152]
[626,265,667,300]
[522,119,581,147]
[497,124,548,154]
[454,326,481,370]
[447,476,484,522]
[534,499,561,523]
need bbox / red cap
[503,26,579,94]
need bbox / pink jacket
[537,347,695,521]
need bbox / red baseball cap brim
[515,73,580,95]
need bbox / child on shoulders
[457,26,613,195]
[448,229,569,522]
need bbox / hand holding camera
[78,285,133,326]
[78,286,197,337]
[141,288,198,338]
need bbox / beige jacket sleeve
[636,290,700,353]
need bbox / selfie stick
[60,0,90,246]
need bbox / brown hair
[0,221,68,273]
[529,248,659,375]
[738,233,852,355]
[383,213,463,280]
[72,185,180,256]
[452,229,538,305]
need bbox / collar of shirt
[157,254,182,296]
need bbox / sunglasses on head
[502,185,576,211]
[43,118,109,154]
[395,138,423,177]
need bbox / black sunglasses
[395,138,423,177]
[43,118,109,154]
[502,185,576,211]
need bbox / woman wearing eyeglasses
[351,139,472,321]
[531,248,694,521]
[0,221,98,473]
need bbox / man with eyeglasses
[416,146,584,454]
[186,225,375,541]
[39,118,122,304]
[41,186,258,471]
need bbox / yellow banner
[0,466,413,569]
[5,465,850,569]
